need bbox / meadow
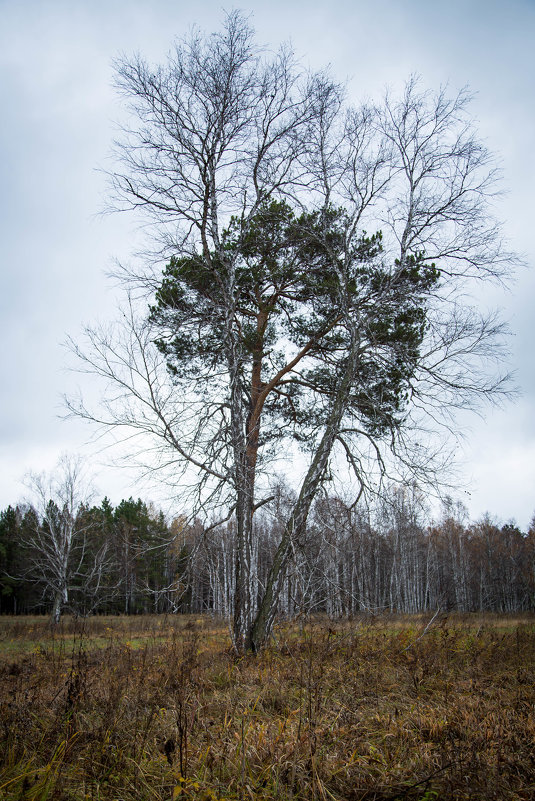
[1,613,534,800]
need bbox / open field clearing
[1,614,534,800]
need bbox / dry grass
[0,613,534,800]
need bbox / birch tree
[68,13,517,650]
[22,455,103,623]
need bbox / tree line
[1,471,533,619]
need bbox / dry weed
[0,613,533,800]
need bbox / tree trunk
[246,346,359,652]
[51,582,67,625]
[51,590,62,625]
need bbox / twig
[402,607,443,652]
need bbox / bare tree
[22,455,106,623]
[67,13,518,650]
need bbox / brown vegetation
[1,614,534,800]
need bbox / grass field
[0,613,534,800]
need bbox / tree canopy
[68,12,517,650]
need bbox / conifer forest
[1,484,534,621]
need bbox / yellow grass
[0,613,534,800]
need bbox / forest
[2,479,533,621]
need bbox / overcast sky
[1,0,534,527]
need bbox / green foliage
[151,200,440,446]
[0,496,194,618]
[0,507,20,606]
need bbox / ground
[1,613,534,800]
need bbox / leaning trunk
[246,345,359,652]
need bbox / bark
[51,590,63,625]
[246,342,360,651]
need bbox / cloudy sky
[1,0,534,527]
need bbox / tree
[68,13,517,651]
[21,455,106,623]
[110,497,170,613]
[0,506,23,614]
